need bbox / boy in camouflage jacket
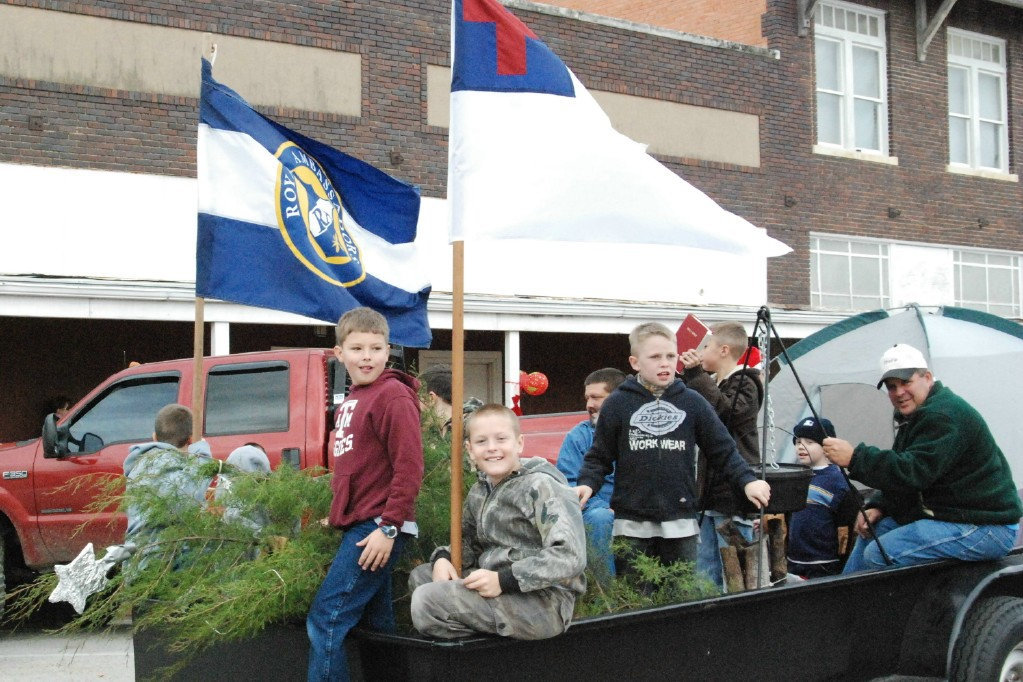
[410,404,587,640]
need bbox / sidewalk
[0,628,134,681]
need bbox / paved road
[1,600,134,681]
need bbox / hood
[123,440,211,475]
[518,456,569,485]
[123,441,180,476]
[618,374,686,400]
[350,368,420,398]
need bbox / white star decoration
[48,543,133,614]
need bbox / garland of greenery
[4,405,717,676]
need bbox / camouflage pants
[408,563,575,640]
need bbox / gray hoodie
[433,457,587,597]
[123,440,213,544]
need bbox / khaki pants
[408,563,575,640]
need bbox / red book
[675,314,711,372]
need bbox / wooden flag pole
[449,240,465,575]
[191,297,205,443]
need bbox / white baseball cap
[877,344,929,389]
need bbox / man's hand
[463,569,502,598]
[854,508,883,539]
[431,557,460,581]
[823,437,854,468]
[680,349,702,370]
[744,480,771,509]
[355,529,395,571]
[572,485,593,509]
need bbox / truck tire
[950,595,1023,682]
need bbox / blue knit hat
[792,417,836,445]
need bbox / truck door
[33,372,181,564]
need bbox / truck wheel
[951,595,1023,682]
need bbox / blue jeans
[842,516,1017,574]
[307,520,406,682]
[697,512,753,592]
[582,499,615,579]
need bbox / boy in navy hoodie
[307,307,424,682]
[575,322,770,575]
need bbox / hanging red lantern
[522,371,549,396]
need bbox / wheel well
[947,568,1023,674]
[0,511,28,574]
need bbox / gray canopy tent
[765,305,1023,488]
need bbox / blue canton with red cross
[452,0,575,96]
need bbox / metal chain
[758,324,778,468]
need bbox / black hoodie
[578,376,757,524]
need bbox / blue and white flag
[197,59,432,346]
[449,0,790,257]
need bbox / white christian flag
[448,0,791,257]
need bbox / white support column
[210,321,230,356]
[503,330,520,408]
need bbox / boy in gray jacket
[409,404,587,640]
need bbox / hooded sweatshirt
[123,440,213,542]
[328,369,424,530]
[681,365,763,514]
[578,376,757,524]
[433,457,587,597]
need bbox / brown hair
[628,322,673,356]
[465,403,521,438]
[335,307,389,346]
[155,404,193,448]
[709,322,749,361]
[585,367,626,392]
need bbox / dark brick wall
[1,0,1020,312]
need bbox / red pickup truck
[0,348,348,613]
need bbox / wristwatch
[378,524,399,539]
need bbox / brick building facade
[0,0,1020,438]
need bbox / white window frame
[810,234,1023,317]
[813,1,889,157]
[953,248,1021,317]
[810,235,890,312]
[947,28,1010,175]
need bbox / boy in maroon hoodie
[307,307,424,682]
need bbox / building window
[810,236,889,311]
[954,250,1020,317]
[814,2,888,155]
[947,29,1008,173]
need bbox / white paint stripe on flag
[198,125,431,294]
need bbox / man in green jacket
[823,343,1022,573]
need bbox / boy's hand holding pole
[572,485,593,508]
[356,529,394,571]
[744,480,771,509]
[431,557,460,581]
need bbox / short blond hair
[465,403,521,438]
[629,322,673,356]
[336,307,389,346]
[709,322,749,360]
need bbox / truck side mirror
[41,413,71,458]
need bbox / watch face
[381,525,398,538]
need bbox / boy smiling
[409,404,587,640]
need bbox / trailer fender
[944,560,1023,675]
[892,558,1023,676]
